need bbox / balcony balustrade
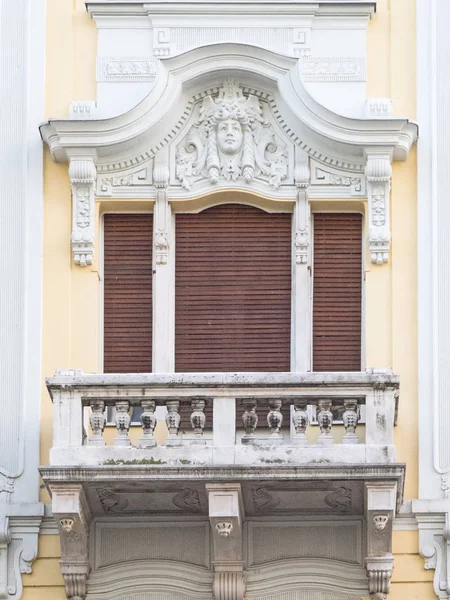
[47,369,398,467]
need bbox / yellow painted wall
[33,0,429,597]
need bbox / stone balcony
[45,369,399,468]
[40,369,405,600]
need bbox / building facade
[1,0,447,599]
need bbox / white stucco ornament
[176,79,288,190]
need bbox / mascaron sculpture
[176,79,288,190]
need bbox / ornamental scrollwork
[176,79,288,190]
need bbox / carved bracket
[50,485,92,600]
[0,506,43,600]
[69,159,96,267]
[365,154,392,265]
[206,484,246,600]
[414,499,450,600]
[365,482,396,600]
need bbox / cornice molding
[86,1,376,19]
[40,43,416,167]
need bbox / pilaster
[69,158,97,267]
[152,154,175,372]
[0,0,45,596]
[365,153,392,265]
[291,150,311,372]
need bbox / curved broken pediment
[40,43,417,266]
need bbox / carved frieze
[97,167,151,196]
[97,489,129,513]
[172,489,202,513]
[310,161,364,196]
[300,56,366,82]
[176,79,288,190]
[324,486,352,512]
[97,56,157,82]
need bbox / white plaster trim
[40,44,417,166]
[300,56,366,82]
[96,56,157,83]
[86,1,376,19]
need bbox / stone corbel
[0,504,43,600]
[365,154,392,265]
[206,484,246,600]
[69,158,97,267]
[51,485,92,600]
[413,495,450,600]
[365,482,397,600]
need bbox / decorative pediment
[40,43,417,266]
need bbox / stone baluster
[242,400,258,444]
[139,400,157,448]
[343,399,359,444]
[292,399,309,446]
[114,401,131,446]
[317,399,333,446]
[165,400,181,445]
[267,399,283,442]
[89,400,106,446]
[190,398,206,443]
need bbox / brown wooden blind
[103,214,153,373]
[175,204,291,372]
[312,213,363,372]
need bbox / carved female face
[217,118,243,155]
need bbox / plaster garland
[69,159,96,267]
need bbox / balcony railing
[46,369,398,467]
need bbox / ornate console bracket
[50,485,92,600]
[206,484,246,600]
[365,154,392,265]
[69,158,97,267]
[365,482,396,599]
[0,504,44,600]
[413,496,450,600]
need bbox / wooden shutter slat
[103,214,153,373]
[175,204,291,373]
[312,213,362,372]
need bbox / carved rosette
[365,155,392,265]
[69,159,96,267]
[176,79,287,190]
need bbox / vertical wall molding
[0,0,46,596]
[415,1,450,597]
